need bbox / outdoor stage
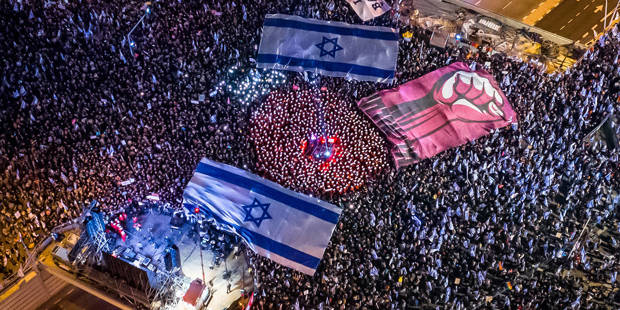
[70,205,253,309]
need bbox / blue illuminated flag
[183,158,342,275]
[256,14,398,83]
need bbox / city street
[459,0,546,21]
[458,0,620,44]
[536,0,619,44]
[36,285,119,310]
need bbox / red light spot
[194,207,200,213]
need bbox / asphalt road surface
[36,285,120,310]
[460,0,545,21]
[536,0,620,44]
[461,0,620,44]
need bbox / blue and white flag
[257,14,398,83]
[183,158,342,275]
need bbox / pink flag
[357,62,517,169]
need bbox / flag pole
[567,216,591,259]
[307,72,328,151]
[199,240,205,284]
[604,0,608,29]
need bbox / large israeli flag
[257,14,399,83]
[183,158,342,275]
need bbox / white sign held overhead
[346,0,391,22]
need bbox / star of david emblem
[242,198,272,228]
[315,36,343,58]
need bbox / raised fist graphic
[433,71,506,119]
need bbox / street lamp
[127,4,152,56]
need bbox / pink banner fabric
[357,62,517,169]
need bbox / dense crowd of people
[1,0,619,309]
[249,89,389,195]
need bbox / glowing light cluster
[249,89,390,195]
[301,135,341,170]
[216,67,287,105]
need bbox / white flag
[59,200,68,211]
[346,0,391,22]
[119,178,135,186]
[146,193,160,201]
[183,158,342,275]
[257,14,398,83]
